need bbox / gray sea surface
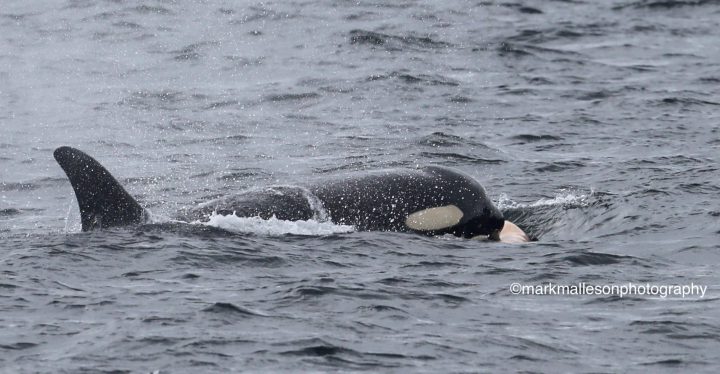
[1,0,719,372]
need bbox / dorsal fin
[54,146,145,231]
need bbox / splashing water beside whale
[199,213,354,236]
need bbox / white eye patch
[405,205,463,231]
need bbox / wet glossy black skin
[56,147,504,237]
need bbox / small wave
[614,0,718,10]
[629,319,720,336]
[228,6,297,25]
[198,213,353,236]
[202,302,267,317]
[497,42,583,59]
[357,304,408,314]
[118,90,184,110]
[505,335,578,354]
[113,21,142,29]
[416,132,467,147]
[497,192,591,210]
[276,338,435,361]
[660,97,720,106]
[510,134,563,143]
[366,71,459,86]
[639,359,686,366]
[546,251,638,266]
[349,29,451,51]
[517,6,543,14]
[204,100,240,109]
[0,182,39,192]
[0,342,37,350]
[0,208,21,217]
[574,89,618,100]
[129,5,172,15]
[533,161,586,173]
[217,169,270,181]
[678,182,720,194]
[224,55,265,68]
[503,28,584,44]
[698,76,720,83]
[183,134,250,145]
[171,41,220,61]
[263,92,320,102]
[448,95,474,103]
[419,152,506,164]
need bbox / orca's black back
[184,187,317,222]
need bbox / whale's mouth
[470,230,501,241]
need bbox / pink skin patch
[498,220,530,244]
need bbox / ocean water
[1,0,719,372]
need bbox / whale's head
[403,200,504,239]
[459,204,506,240]
[402,166,506,239]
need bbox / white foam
[497,190,592,210]
[144,210,177,225]
[198,212,354,236]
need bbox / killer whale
[54,146,509,239]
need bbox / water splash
[496,190,592,210]
[198,212,354,236]
[63,197,82,233]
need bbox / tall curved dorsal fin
[54,146,145,231]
